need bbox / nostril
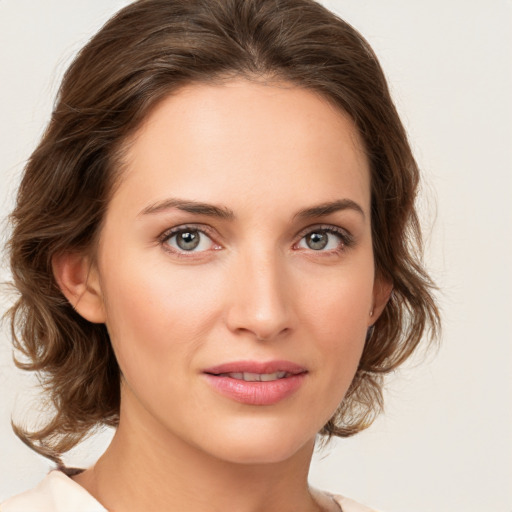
[254,327,290,342]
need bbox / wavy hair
[7,0,439,464]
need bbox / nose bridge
[226,242,291,341]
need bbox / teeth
[224,371,288,382]
[260,371,287,381]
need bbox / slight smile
[203,361,308,406]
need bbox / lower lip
[203,373,306,405]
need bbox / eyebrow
[139,197,365,221]
[139,198,235,219]
[293,199,365,220]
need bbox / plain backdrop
[0,1,511,511]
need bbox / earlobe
[52,252,106,324]
[370,276,393,325]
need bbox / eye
[296,227,352,253]
[162,226,219,253]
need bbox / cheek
[299,263,374,343]
[99,257,221,379]
[296,264,374,405]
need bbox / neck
[74,401,330,512]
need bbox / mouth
[203,360,307,376]
[211,371,294,382]
[203,361,307,405]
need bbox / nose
[224,247,293,342]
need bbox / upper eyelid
[159,223,217,241]
[159,222,350,236]
[295,223,352,239]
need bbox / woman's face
[90,78,382,464]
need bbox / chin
[195,420,317,465]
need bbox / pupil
[307,232,328,250]
[177,231,200,250]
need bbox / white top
[0,470,381,512]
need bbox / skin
[55,78,390,512]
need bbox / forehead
[114,78,370,216]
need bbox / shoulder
[311,487,383,512]
[2,476,383,512]
[0,470,106,512]
[331,493,384,512]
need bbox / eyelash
[294,225,354,255]
[158,224,220,258]
[158,224,354,257]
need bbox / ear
[370,275,393,325]
[52,252,106,324]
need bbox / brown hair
[7,0,439,464]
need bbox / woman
[2,0,439,511]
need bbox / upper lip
[203,360,307,375]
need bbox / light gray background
[1,1,511,511]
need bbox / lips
[204,360,307,376]
[217,371,289,382]
[203,360,307,405]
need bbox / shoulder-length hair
[7,0,439,464]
